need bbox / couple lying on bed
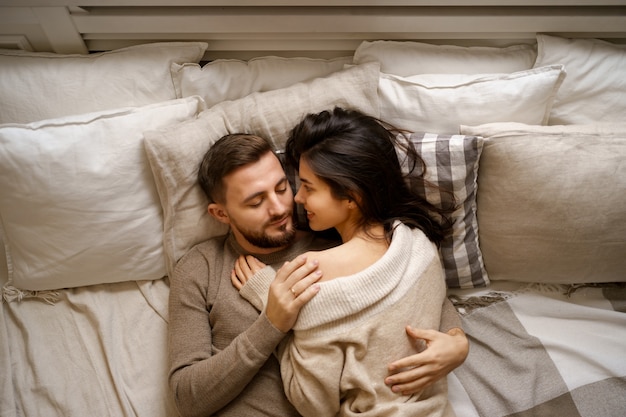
[167,107,468,417]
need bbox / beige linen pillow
[172,55,353,107]
[533,34,626,125]
[354,40,537,76]
[143,63,380,275]
[0,42,207,124]
[378,65,566,134]
[460,122,626,284]
[0,96,205,292]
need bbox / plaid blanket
[448,282,626,417]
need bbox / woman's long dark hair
[285,107,455,246]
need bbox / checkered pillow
[408,132,488,288]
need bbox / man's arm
[167,251,286,417]
[384,298,469,395]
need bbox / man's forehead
[223,153,286,201]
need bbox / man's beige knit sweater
[241,223,456,417]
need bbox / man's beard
[233,215,296,249]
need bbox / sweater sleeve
[278,335,342,417]
[167,250,286,417]
[439,297,462,333]
[239,265,276,311]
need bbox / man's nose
[267,193,288,215]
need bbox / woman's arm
[235,254,323,332]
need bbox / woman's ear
[208,203,230,225]
[347,193,362,209]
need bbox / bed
[1,2,625,416]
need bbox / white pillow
[0,42,207,124]
[534,34,626,125]
[172,55,353,107]
[0,96,205,291]
[144,63,380,275]
[378,65,566,134]
[460,122,626,284]
[354,40,537,76]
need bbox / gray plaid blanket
[448,283,626,417]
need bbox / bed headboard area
[1,0,625,59]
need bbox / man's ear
[208,203,230,225]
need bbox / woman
[235,107,458,417]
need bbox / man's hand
[385,326,469,395]
[231,255,266,290]
[264,255,322,333]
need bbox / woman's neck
[338,222,386,244]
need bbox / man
[168,133,469,417]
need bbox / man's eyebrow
[241,176,288,204]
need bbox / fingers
[385,366,435,395]
[289,268,323,297]
[232,255,267,289]
[273,255,322,301]
[276,255,321,289]
[232,255,251,286]
[384,325,468,396]
[290,281,321,306]
[230,269,243,290]
[264,255,322,333]
[274,254,309,283]
[405,326,438,342]
[387,327,441,372]
[246,255,266,274]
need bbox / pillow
[143,62,380,275]
[354,40,537,76]
[0,96,206,292]
[534,34,626,124]
[407,133,487,288]
[172,55,353,107]
[0,42,207,124]
[378,65,566,134]
[460,122,626,284]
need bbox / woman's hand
[264,254,323,333]
[231,255,267,290]
[384,326,469,395]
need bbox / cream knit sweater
[241,223,456,417]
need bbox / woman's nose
[294,188,304,204]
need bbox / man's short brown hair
[198,134,275,204]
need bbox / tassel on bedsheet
[448,292,513,315]
[2,282,59,305]
[449,282,626,315]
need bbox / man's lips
[269,215,290,226]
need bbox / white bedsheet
[2,278,625,417]
[1,277,176,417]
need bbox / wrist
[447,327,469,363]
[446,327,465,337]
